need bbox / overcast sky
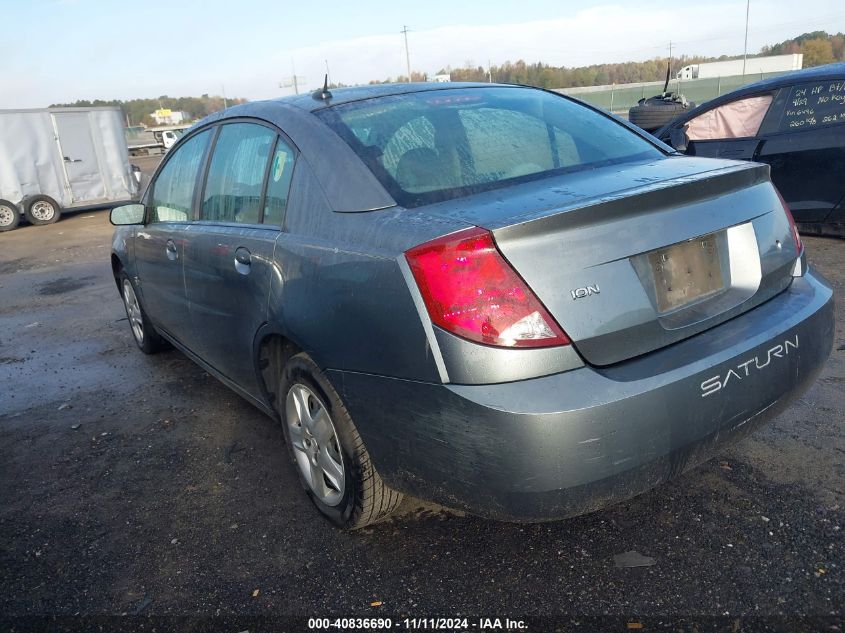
[3,0,844,107]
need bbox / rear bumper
[330,270,834,521]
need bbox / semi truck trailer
[676,54,803,80]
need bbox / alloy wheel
[285,384,345,506]
[122,279,145,345]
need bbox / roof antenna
[313,74,332,101]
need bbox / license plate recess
[648,232,725,313]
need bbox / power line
[668,11,845,48]
[521,11,845,60]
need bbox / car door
[182,121,297,395]
[678,92,775,161]
[754,80,845,224]
[134,129,211,346]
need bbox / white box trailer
[676,54,803,80]
[0,106,138,232]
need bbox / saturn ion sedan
[110,83,834,529]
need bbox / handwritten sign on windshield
[781,81,845,131]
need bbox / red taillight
[405,227,570,348]
[775,187,802,254]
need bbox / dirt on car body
[0,212,842,619]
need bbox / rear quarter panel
[268,159,471,382]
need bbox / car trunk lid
[418,156,800,366]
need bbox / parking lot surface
[0,210,842,621]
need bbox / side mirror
[110,203,145,226]
[669,127,688,153]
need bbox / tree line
[51,31,843,124]
[49,94,246,127]
[762,30,844,66]
[372,30,845,87]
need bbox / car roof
[185,82,555,214]
[656,62,845,134]
[275,81,514,111]
[190,82,668,213]
[189,83,529,213]
[713,61,845,99]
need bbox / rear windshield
[316,87,663,207]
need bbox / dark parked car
[656,62,845,237]
[110,83,834,529]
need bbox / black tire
[629,97,694,132]
[278,353,403,529]
[118,272,167,354]
[0,199,21,232]
[24,195,62,226]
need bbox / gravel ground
[0,209,842,629]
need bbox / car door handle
[234,247,251,274]
[165,239,178,261]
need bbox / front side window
[151,129,210,222]
[201,123,276,224]
[316,87,662,207]
[686,94,773,141]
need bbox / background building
[151,108,187,125]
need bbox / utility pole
[401,25,412,82]
[279,75,305,94]
[487,59,492,83]
[222,85,228,109]
[279,59,305,95]
[279,77,305,94]
[742,0,750,77]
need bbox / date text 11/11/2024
[307,617,528,630]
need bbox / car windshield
[316,86,664,207]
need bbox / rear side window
[316,87,661,208]
[686,94,773,141]
[778,80,845,132]
[263,137,296,226]
[151,129,210,222]
[201,123,276,224]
